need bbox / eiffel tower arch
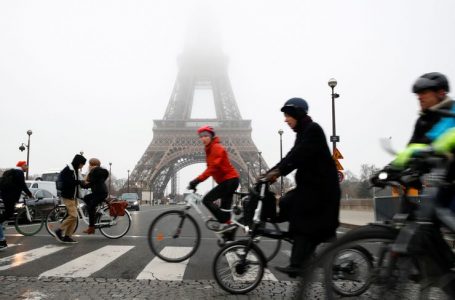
[129,46,268,200]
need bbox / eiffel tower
[129,39,268,200]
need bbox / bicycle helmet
[281,98,309,118]
[412,72,450,93]
[197,125,215,137]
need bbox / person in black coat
[0,161,33,249]
[80,158,109,234]
[54,154,86,244]
[264,98,341,277]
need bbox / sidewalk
[339,209,375,228]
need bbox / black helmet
[281,98,309,118]
[412,72,450,93]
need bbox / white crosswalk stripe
[137,247,191,280]
[39,245,134,278]
[0,245,66,271]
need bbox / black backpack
[0,169,15,190]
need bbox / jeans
[84,193,106,227]
[202,178,240,223]
[0,196,16,241]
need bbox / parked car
[0,188,60,221]
[26,180,58,197]
[120,193,140,211]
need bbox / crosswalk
[0,243,291,281]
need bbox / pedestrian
[80,158,109,234]
[263,98,341,277]
[54,154,86,244]
[188,125,240,241]
[0,161,33,250]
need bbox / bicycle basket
[243,183,277,226]
[109,200,128,217]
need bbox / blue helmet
[281,98,309,117]
[412,72,450,93]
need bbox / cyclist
[53,154,87,244]
[80,158,109,234]
[188,126,240,240]
[0,161,33,250]
[393,72,454,167]
[263,98,340,277]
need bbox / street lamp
[278,129,284,196]
[127,170,130,193]
[108,162,112,197]
[19,129,33,180]
[328,78,340,153]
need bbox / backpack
[56,171,64,192]
[0,169,15,190]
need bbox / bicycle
[295,155,455,299]
[14,194,46,236]
[147,189,282,263]
[212,179,376,295]
[45,198,132,239]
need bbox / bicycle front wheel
[213,240,265,294]
[148,210,201,262]
[45,205,78,236]
[97,207,131,239]
[15,206,44,236]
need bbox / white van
[26,180,58,197]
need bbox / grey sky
[1,0,455,194]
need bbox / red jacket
[197,137,239,184]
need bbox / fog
[1,0,455,194]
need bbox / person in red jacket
[188,126,240,234]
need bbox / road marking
[225,251,278,281]
[39,245,134,278]
[136,247,191,280]
[0,245,66,271]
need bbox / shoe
[0,240,7,251]
[275,265,301,278]
[54,229,64,242]
[222,229,236,242]
[83,226,95,234]
[62,236,78,244]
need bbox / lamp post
[19,129,33,180]
[108,162,112,197]
[127,170,130,193]
[278,129,284,196]
[328,78,340,153]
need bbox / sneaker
[54,229,64,242]
[0,240,7,251]
[62,236,78,244]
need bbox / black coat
[0,168,32,202]
[272,118,340,238]
[59,165,81,200]
[82,167,109,197]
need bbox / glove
[188,179,200,190]
[263,169,280,183]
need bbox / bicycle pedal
[206,219,221,231]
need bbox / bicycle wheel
[15,206,44,236]
[213,240,265,294]
[148,210,200,262]
[295,224,399,299]
[45,205,78,236]
[97,206,131,239]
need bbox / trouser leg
[61,198,78,237]
[202,178,239,223]
[290,234,320,268]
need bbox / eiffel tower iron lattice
[129,47,269,200]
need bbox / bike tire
[97,206,131,239]
[212,240,265,294]
[15,206,44,236]
[148,210,201,262]
[295,224,399,299]
[45,205,78,236]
